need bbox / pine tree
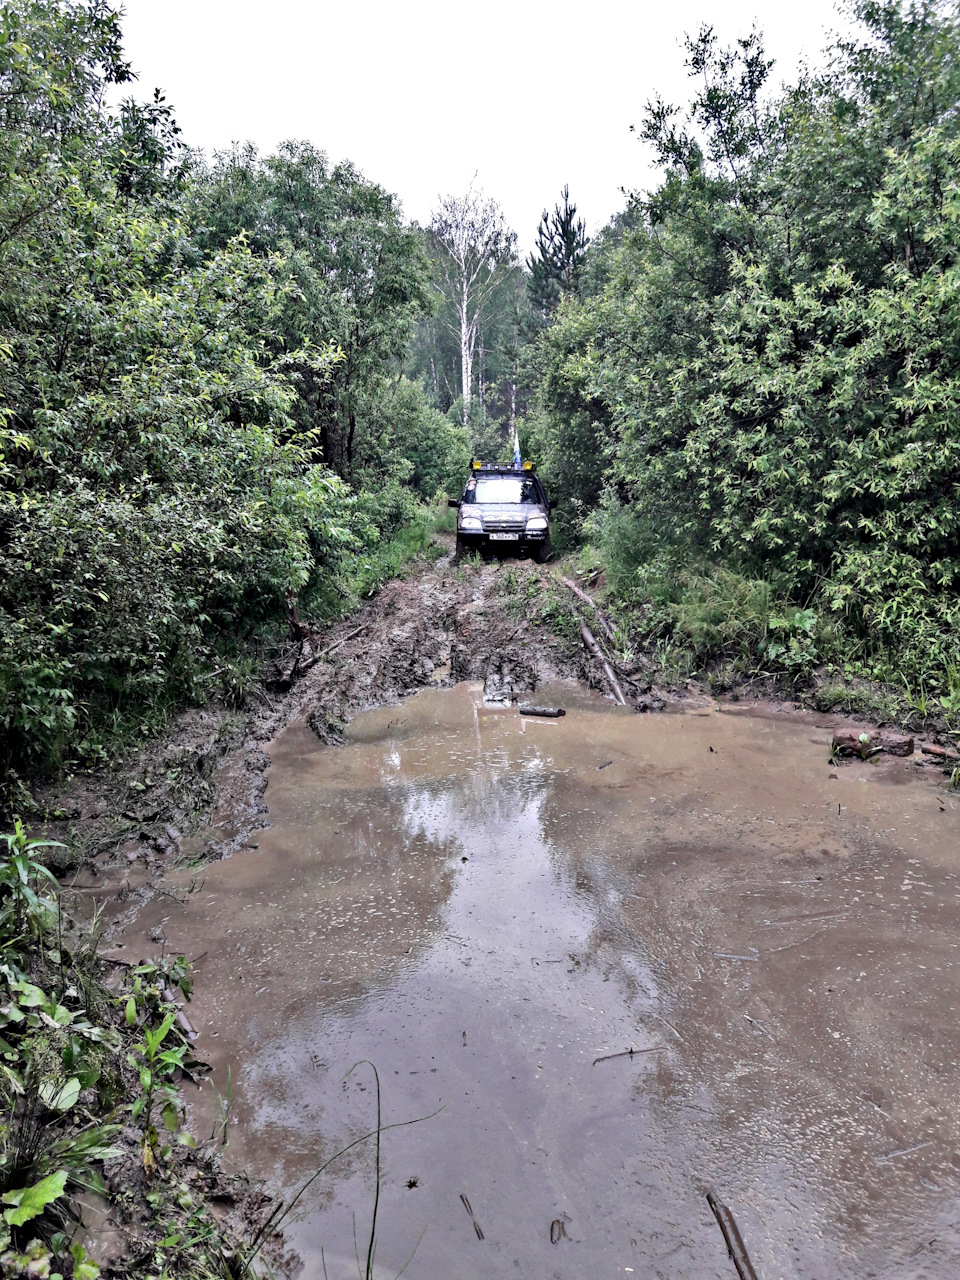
[526,186,589,322]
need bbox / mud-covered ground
[41,544,955,896]
[33,543,960,1278]
[44,550,595,885]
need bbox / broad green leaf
[2,1169,68,1226]
[40,1076,81,1111]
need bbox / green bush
[533,2,960,690]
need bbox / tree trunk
[479,338,486,423]
[347,408,356,478]
[460,289,472,416]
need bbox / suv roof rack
[470,459,535,472]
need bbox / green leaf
[1,1063,24,1094]
[40,1076,81,1111]
[14,982,46,1008]
[2,1169,68,1226]
[124,996,136,1026]
[70,1243,100,1280]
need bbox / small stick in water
[592,1046,665,1065]
[706,1192,759,1280]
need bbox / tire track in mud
[135,553,585,873]
[44,549,594,914]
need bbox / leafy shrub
[0,4,368,776]
[534,3,960,690]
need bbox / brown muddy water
[120,680,960,1279]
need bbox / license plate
[489,532,519,541]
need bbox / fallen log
[301,625,366,672]
[579,620,628,706]
[517,703,566,718]
[706,1193,759,1280]
[921,742,960,761]
[560,575,618,644]
[832,727,916,758]
[277,624,367,687]
[832,728,882,758]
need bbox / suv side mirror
[448,498,460,508]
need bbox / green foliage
[2,1169,67,1227]
[0,2,387,777]
[0,830,123,1261]
[360,376,469,500]
[0,815,229,1273]
[128,1010,188,1175]
[193,141,434,487]
[0,822,60,940]
[532,0,960,689]
[939,664,960,720]
[526,186,589,323]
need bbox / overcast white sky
[116,0,854,253]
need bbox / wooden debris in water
[706,1192,759,1280]
[592,1046,665,1065]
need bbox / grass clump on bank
[0,819,264,1279]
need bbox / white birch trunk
[479,338,486,424]
[460,284,472,416]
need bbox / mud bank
[107,671,960,1279]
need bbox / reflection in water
[126,681,960,1279]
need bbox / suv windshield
[468,476,538,504]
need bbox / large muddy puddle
[124,681,960,1278]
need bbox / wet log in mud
[560,574,618,644]
[831,727,915,758]
[578,619,628,706]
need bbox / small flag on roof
[512,427,522,468]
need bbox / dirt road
[80,553,960,1278]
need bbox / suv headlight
[525,515,548,532]
[460,516,482,531]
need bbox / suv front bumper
[457,529,547,551]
